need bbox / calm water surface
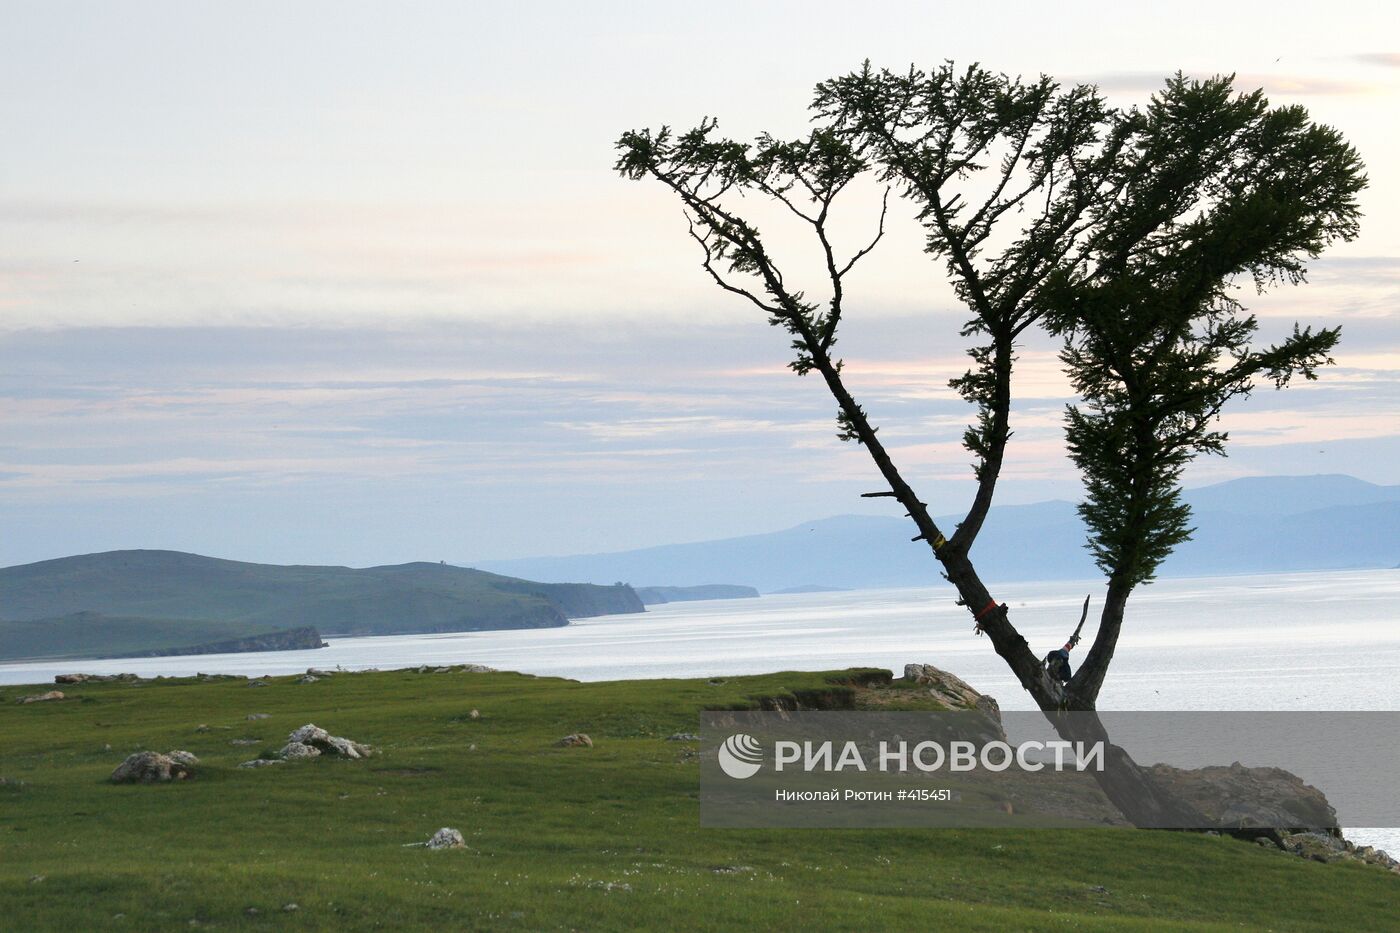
[8,569,1394,709]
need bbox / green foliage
[813,63,1122,474]
[1040,75,1363,585]
[617,66,1366,593]
[615,119,876,379]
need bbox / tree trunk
[789,293,1201,829]
[938,549,1207,827]
[1041,707,1209,828]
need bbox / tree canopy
[616,63,1366,715]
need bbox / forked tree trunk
[628,160,1206,830]
[1042,708,1207,828]
[939,550,1206,828]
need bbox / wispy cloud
[1353,53,1400,67]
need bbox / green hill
[0,612,320,661]
[0,550,644,661]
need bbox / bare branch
[836,186,891,279]
[686,219,779,315]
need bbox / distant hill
[476,475,1400,592]
[0,550,644,661]
[1179,473,1400,515]
[632,584,759,606]
[0,611,324,661]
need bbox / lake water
[5,568,1396,851]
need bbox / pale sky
[3,1,1398,567]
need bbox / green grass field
[1,668,1395,931]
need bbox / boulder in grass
[282,723,373,759]
[323,736,371,759]
[289,724,331,745]
[278,741,321,760]
[17,691,64,704]
[167,750,199,769]
[110,750,199,783]
[426,827,466,850]
[554,733,593,748]
[239,758,285,769]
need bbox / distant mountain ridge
[633,584,759,606]
[0,550,644,661]
[476,475,1400,593]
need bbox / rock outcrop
[54,673,139,684]
[110,750,199,783]
[278,741,321,760]
[125,626,327,657]
[903,664,1003,722]
[283,723,374,759]
[240,724,373,768]
[1145,762,1339,833]
[901,663,1006,743]
[1266,831,1400,872]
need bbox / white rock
[289,724,331,745]
[324,736,363,759]
[278,741,321,760]
[110,752,175,783]
[426,827,465,850]
[167,750,200,768]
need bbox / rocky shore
[116,625,328,657]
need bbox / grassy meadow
[1,667,1396,931]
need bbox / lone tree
[616,64,1365,826]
